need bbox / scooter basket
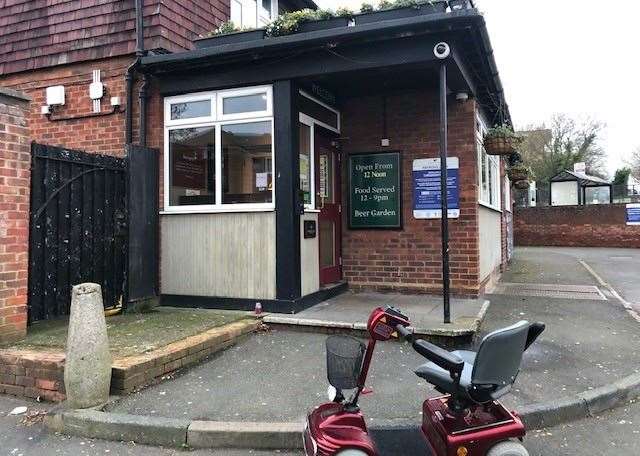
[326,335,366,390]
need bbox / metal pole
[439,62,451,324]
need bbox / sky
[315,0,640,177]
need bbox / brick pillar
[0,87,31,343]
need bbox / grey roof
[551,170,610,186]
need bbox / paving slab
[108,247,640,426]
[264,291,487,337]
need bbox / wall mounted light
[456,92,469,102]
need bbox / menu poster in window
[172,146,207,190]
[349,152,401,229]
[412,157,460,219]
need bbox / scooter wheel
[336,450,368,456]
[486,440,529,456]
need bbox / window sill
[160,207,275,215]
[304,209,321,213]
[478,201,502,213]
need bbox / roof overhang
[141,9,510,124]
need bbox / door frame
[314,126,342,285]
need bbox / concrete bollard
[64,283,112,409]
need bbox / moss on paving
[2,307,251,358]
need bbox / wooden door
[315,129,342,285]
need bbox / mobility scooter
[303,306,545,456]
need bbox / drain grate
[491,283,606,301]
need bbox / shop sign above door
[412,157,460,219]
[348,152,401,229]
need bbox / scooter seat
[415,350,476,397]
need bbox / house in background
[550,168,612,206]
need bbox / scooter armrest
[413,339,465,379]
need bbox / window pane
[585,186,610,205]
[222,121,272,204]
[170,100,211,120]
[261,0,272,15]
[169,127,216,206]
[300,123,312,205]
[319,220,335,267]
[223,93,267,115]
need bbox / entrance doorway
[315,129,342,285]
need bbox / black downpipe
[439,62,451,324]
[125,0,145,145]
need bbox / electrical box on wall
[45,86,65,106]
[89,81,104,100]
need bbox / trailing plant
[265,8,337,37]
[335,6,355,17]
[483,124,523,156]
[360,2,375,12]
[209,21,242,36]
[507,163,533,182]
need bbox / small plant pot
[483,135,520,156]
[513,179,530,190]
[507,168,529,182]
[355,3,447,25]
[448,0,472,11]
[195,29,265,48]
[297,17,351,33]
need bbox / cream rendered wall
[300,212,320,296]
[478,206,502,282]
[160,212,276,299]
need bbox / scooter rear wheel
[336,450,368,456]
[486,440,529,456]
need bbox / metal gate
[28,143,128,323]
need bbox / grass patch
[3,307,252,358]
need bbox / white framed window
[299,114,315,210]
[504,176,511,212]
[298,92,341,212]
[218,86,272,121]
[163,85,274,213]
[476,113,501,210]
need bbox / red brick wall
[514,205,640,248]
[340,91,481,297]
[0,56,138,157]
[0,88,31,343]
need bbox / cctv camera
[433,42,451,59]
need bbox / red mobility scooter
[303,306,545,456]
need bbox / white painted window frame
[299,114,316,211]
[163,86,275,214]
[218,85,272,121]
[476,112,501,211]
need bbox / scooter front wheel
[486,440,529,456]
[336,450,369,456]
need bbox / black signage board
[348,152,402,229]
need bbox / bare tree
[518,114,607,183]
[630,146,640,178]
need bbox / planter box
[297,16,351,33]
[508,168,529,181]
[195,29,266,49]
[484,135,520,156]
[355,3,448,25]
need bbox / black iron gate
[28,143,128,323]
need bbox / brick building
[0,1,513,328]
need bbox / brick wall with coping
[340,91,482,297]
[0,319,257,402]
[514,204,640,248]
[0,87,31,344]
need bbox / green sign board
[348,152,401,229]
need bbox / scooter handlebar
[395,324,413,341]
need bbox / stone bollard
[64,283,112,409]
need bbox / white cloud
[314,0,640,175]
